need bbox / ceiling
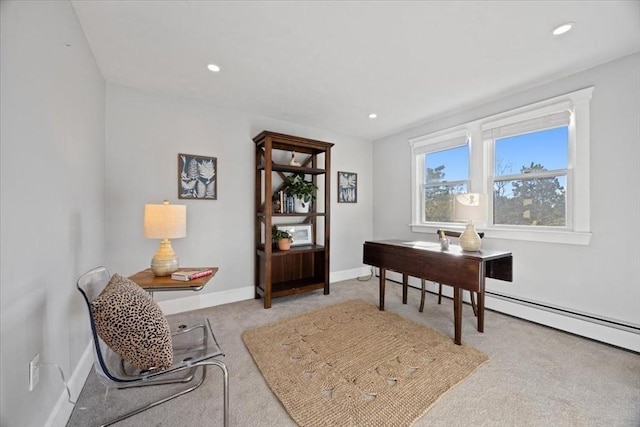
[71,1,640,140]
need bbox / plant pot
[277,238,291,251]
[294,197,310,213]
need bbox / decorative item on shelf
[453,193,487,252]
[277,224,313,246]
[272,196,282,214]
[272,226,293,251]
[144,200,187,276]
[289,151,301,167]
[284,173,317,213]
[274,191,282,213]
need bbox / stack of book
[275,190,296,213]
[171,268,214,281]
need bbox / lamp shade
[453,193,486,223]
[144,201,187,239]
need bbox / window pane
[495,126,568,176]
[493,176,566,226]
[423,144,469,222]
[425,145,468,183]
[424,183,467,222]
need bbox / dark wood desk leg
[402,274,408,304]
[477,289,485,333]
[379,268,386,311]
[453,286,462,345]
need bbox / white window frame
[409,87,593,245]
[410,128,475,230]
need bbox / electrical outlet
[29,353,40,391]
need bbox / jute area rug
[242,300,489,426]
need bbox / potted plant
[272,226,293,251]
[284,173,318,213]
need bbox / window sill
[409,223,591,245]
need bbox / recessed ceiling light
[552,22,574,36]
[207,64,221,72]
[368,113,377,119]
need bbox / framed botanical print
[178,154,217,200]
[338,171,357,203]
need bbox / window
[488,115,569,227]
[410,131,470,225]
[410,87,593,245]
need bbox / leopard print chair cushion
[91,274,173,371]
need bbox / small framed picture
[338,171,357,203]
[178,154,217,200]
[277,224,313,246]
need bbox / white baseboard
[158,267,374,315]
[45,342,94,427]
[330,266,372,283]
[158,285,255,315]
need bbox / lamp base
[150,238,180,276]
[151,257,179,276]
[459,223,482,251]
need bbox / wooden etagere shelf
[256,212,326,218]
[257,164,326,175]
[253,131,333,308]
[256,244,325,256]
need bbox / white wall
[373,53,640,349]
[104,84,373,303]
[0,1,106,426]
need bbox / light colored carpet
[242,300,488,426]
[67,278,640,427]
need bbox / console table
[129,267,218,294]
[363,240,512,345]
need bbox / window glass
[423,145,468,222]
[495,127,568,176]
[494,176,566,226]
[425,145,469,182]
[493,126,568,227]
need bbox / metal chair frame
[77,266,229,427]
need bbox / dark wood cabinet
[253,131,333,308]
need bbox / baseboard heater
[379,274,640,335]
[484,291,640,334]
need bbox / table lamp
[144,200,187,276]
[453,193,486,252]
